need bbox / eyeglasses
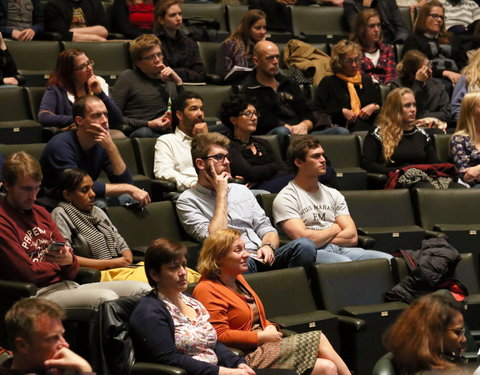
[449,327,466,337]
[141,52,163,61]
[342,57,362,65]
[427,13,445,21]
[74,59,94,71]
[205,153,230,163]
[239,111,259,119]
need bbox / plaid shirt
[360,42,397,84]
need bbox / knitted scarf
[336,72,363,115]
[59,202,119,260]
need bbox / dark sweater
[362,126,439,175]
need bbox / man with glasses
[153,91,207,193]
[112,34,184,138]
[40,95,151,207]
[176,132,316,273]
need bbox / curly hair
[375,87,415,163]
[218,95,257,130]
[384,291,464,374]
[461,49,480,91]
[454,91,480,144]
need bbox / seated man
[0,0,43,41]
[40,95,151,207]
[0,152,150,309]
[241,40,348,141]
[112,34,184,139]
[2,298,94,374]
[153,91,207,192]
[273,135,393,263]
[176,132,317,273]
[43,0,108,41]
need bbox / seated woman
[314,39,381,132]
[130,238,255,375]
[154,0,206,83]
[362,87,450,188]
[38,49,124,136]
[450,91,480,187]
[0,31,20,86]
[193,229,351,375]
[216,10,266,83]
[451,49,480,120]
[390,50,452,129]
[384,291,467,374]
[112,0,157,39]
[349,9,397,85]
[403,0,466,88]
[51,168,200,283]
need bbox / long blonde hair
[461,49,480,91]
[376,87,415,162]
[454,91,480,144]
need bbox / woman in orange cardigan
[193,229,350,375]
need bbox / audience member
[314,39,381,132]
[43,0,108,41]
[154,0,206,82]
[2,298,94,374]
[38,49,123,133]
[153,91,207,192]
[176,132,317,273]
[0,0,43,41]
[390,50,452,127]
[40,95,151,207]
[451,49,480,120]
[451,91,480,187]
[242,40,347,141]
[0,31,19,86]
[130,238,255,375]
[273,135,392,263]
[0,152,149,310]
[51,168,199,282]
[194,228,351,375]
[216,9,266,83]
[344,0,410,43]
[112,34,183,138]
[350,9,397,84]
[384,291,467,374]
[112,0,156,39]
[403,0,465,87]
[361,88,460,189]
[219,95,292,193]
[437,0,480,36]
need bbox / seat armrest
[75,267,101,284]
[0,280,37,298]
[337,315,366,331]
[132,362,187,375]
[357,235,375,249]
[424,230,447,239]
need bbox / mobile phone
[48,241,65,252]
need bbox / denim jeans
[315,243,393,264]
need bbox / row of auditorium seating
[5,38,407,87]
[95,254,480,375]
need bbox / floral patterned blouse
[450,134,480,183]
[159,292,219,364]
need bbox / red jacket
[0,198,78,287]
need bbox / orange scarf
[336,73,363,115]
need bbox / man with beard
[112,34,184,138]
[176,132,317,273]
[153,91,207,192]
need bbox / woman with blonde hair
[390,49,452,126]
[362,87,439,179]
[384,291,467,374]
[216,10,266,82]
[451,91,480,187]
[314,39,381,132]
[350,9,396,84]
[193,229,351,375]
[451,49,480,119]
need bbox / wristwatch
[263,243,276,252]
